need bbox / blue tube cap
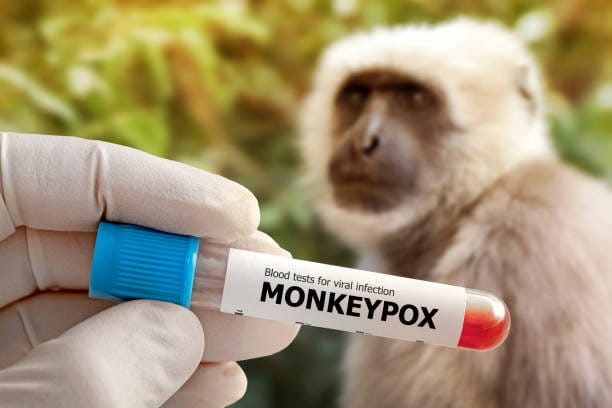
[90,222,200,307]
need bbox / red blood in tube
[457,303,510,350]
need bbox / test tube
[90,222,510,351]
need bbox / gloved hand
[0,132,300,407]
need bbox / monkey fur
[300,18,612,407]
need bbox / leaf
[0,63,79,125]
[105,110,170,156]
[260,202,285,229]
[196,4,271,44]
[141,41,173,102]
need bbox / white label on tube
[221,249,466,347]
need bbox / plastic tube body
[190,248,510,351]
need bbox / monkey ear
[515,63,536,115]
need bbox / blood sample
[90,222,510,351]
[458,289,510,350]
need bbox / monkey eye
[339,84,370,110]
[397,84,435,109]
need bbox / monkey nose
[361,135,380,156]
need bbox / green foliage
[1,1,611,407]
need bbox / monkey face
[328,70,453,213]
[301,20,553,247]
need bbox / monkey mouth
[329,167,391,186]
[331,179,403,213]
[327,159,413,213]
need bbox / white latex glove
[0,132,300,407]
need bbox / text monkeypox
[259,281,439,329]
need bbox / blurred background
[1,0,611,406]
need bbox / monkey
[299,18,612,408]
